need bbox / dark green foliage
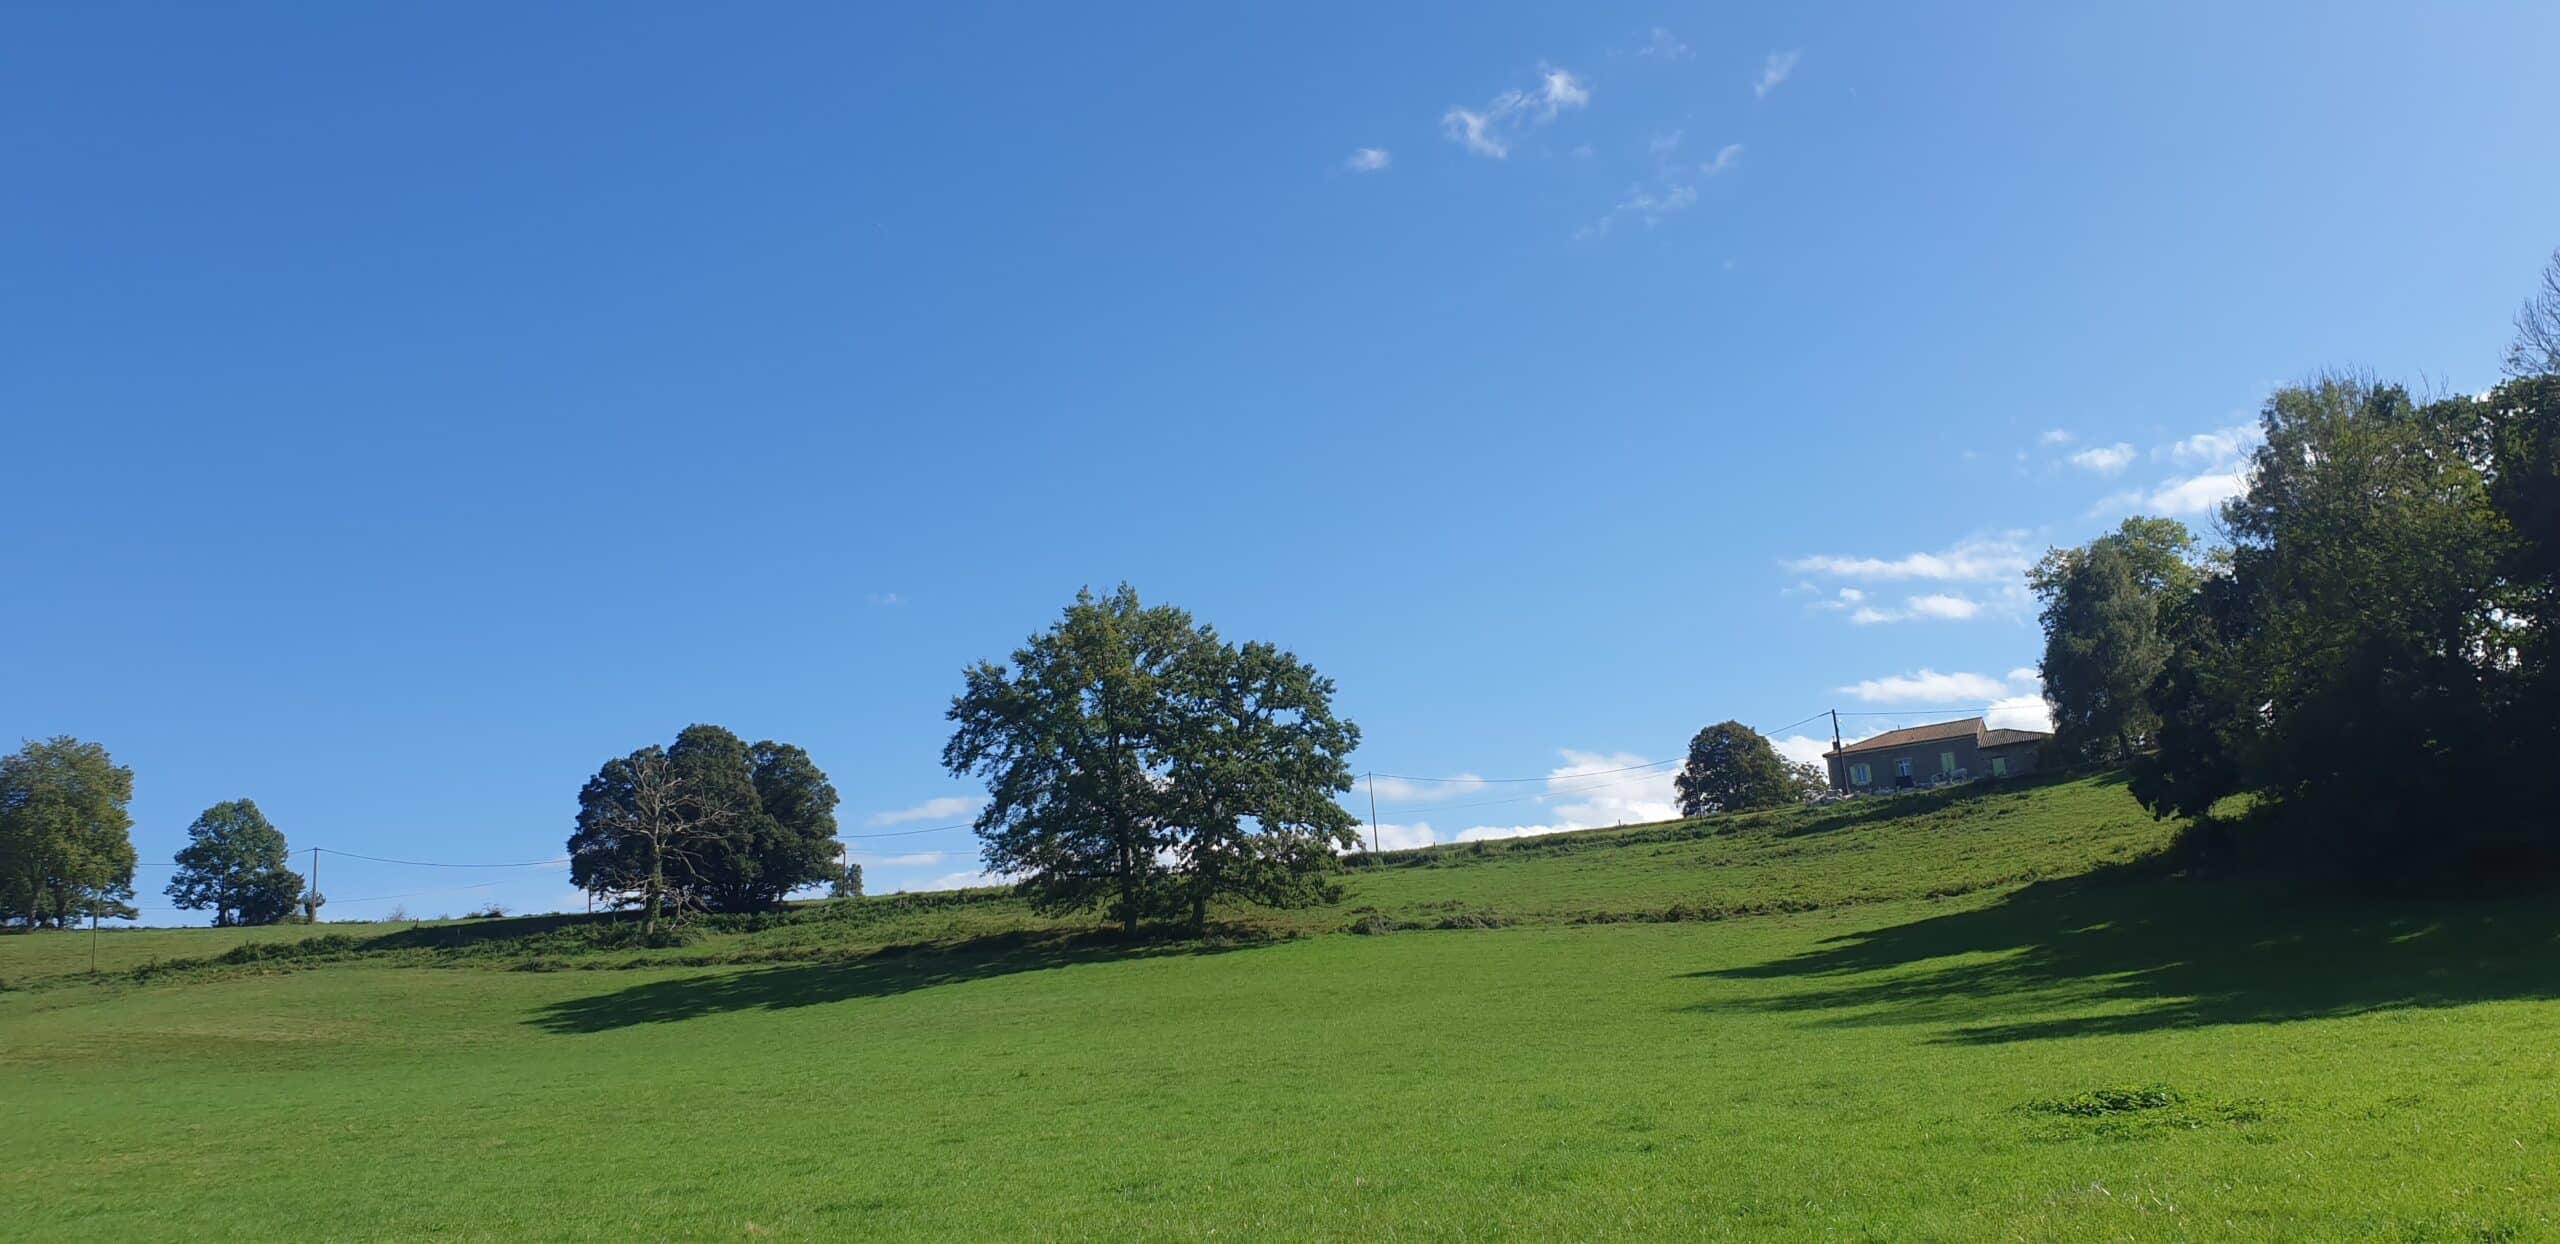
[0,737,138,928]
[165,799,305,927]
[1673,721,1817,816]
[569,726,843,931]
[2128,369,2560,878]
[2032,517,2198,762]
[944,585,1361,934]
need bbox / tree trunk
[644,842,665,937]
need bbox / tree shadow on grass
[526,928,1267,1034]
[1695,858,2560,1044]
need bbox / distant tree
[569,744,733,935]
[1674,721,1815,816]
[1161,638,1362,930]
[945,587,1198,934]
[0,737,138,929]
[2031,517,2200,762]
[944,585,1360,934]
[829,859,863,900]
[165,799,305,926]
[570,727,842,928]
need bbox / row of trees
[2033,251,2560,879]
[566,725,848,933]
[1,738,313,928]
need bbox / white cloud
[2068,443,2137,475]
[1985,694,2054,733]
[1364,774,1489,803]
[893,868,1006,894]
[1772,734,1836,768]
[2039,429,2076,446]
[1357,749,1676,849]
[1843,592,1986,624]
[1636,27,1690,59]
[865,852,948,868]
[1441,65,1591,159]
[2147,471,2247,515]
[1701,143,1743,175]
[1537,69,1591,116]
[1442,107,1507,158]
[1753,50,1801,98]
[2163,422,2260,466]
[1786,534,2033,583]
[1906,593,1982,620]
[1344,147,1392,173]
[1649,129,1684,156]
[865,796,980,828]
[1840,668,2013,704]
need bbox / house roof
[1979,728,2052,748]
[1833,717,1985,756]
[1830,716,2054,757]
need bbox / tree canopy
[0,737,138,929]
[944,585,1360,933]
[1673,721,1821,817]
[2126,367,2560,879]
[568,725,843,931]
[166,799,305,927]
[2030,516,2200,764]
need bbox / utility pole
[1830,709,1843,754]
[839,840,853,896]
[89,911,99,974]
[1366,772,1380,855]
[309,846,320,908]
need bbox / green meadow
[4,775,2555,1241]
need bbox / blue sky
[7,3,2556,920]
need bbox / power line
[315,847,568,869]
[839,821,975,840]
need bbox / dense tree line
[944,585,1360,934]
[2037,252,2560,880]
[567,725,844,933]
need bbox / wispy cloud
[2040,429,2076,446]
[1753,50,1801,98]
[1441,65,1592,159]
[2067,443,2137,475]
[2161,422,2260,466]
[1636,27,1691,60]
[1786,534,2033,584]
[865,796,980,828]
[1840,668,2013,704]
[867,592,905,607]
[1700,143,1743,175]
[1344,147,1391,173]
[1649,129,1684,156]
[2145,471,2247,515]
[1364,773,1489,803]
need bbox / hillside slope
[4,775,2555,1241]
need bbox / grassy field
[4,775,2555,1240]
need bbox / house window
[1893,757,1912,778]
[1850,762,1871,786]
[1990,756,2008,778]
[1940,751,1957,776]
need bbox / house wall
[1826,735,2042,792]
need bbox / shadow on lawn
[1699,857,2560,1043]
[527,929,1263,1034]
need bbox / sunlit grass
[3,775,2553,1240]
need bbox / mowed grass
[4,776,2557,1240]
